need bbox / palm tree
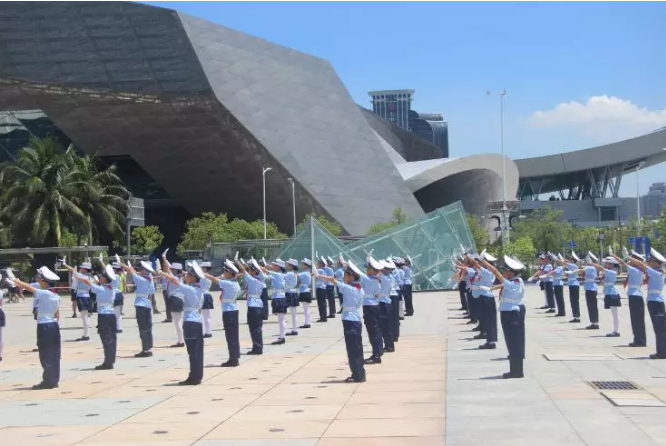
[0,136,129,246]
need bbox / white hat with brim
[139,261,155,274]
[249,258,262,272]
[345,260,362,278]
[287,259,299,268]
[79,262,92,270]
[272,259,286,269]
[223,259,239,274]
[259,258,267,267]
[111,262,122,270]
[319,256,328,266]
[366,256,383,271]
[405,255,413,264]
[503,255,525,271]
[650,248,666,263]
[187,260,205,279]
[571,251,581,262]
[482,251,497,262]
[603,256,619,265]
[338,253,345,265]
[171,263,183,271]
[38,266,60,282]
[104,264,117,282]
[630,249,646,261]
[392,257,405,265]
[587,251,599,262]
[302,258,312,267]
[382,258,396,270]
[327,256,334,266]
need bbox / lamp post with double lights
[262,167,272,239]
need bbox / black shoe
[162,319,172,323]
[170,343,185,348]
[406,313,414,317]
[153,310,161,315]
[271,338,286,345]
[203,334,212,338]
[503,372,524,379]
[299,324,311,329]
[458,307,466,311]
[246,350,263,355]
[316,319,327,323]
[75,336,90,342]
[383,348,395,353]
[71,314,78,318]
[629,342,647,347]
[328,314,336,319]
[585,324,600,330]
[337,310,343,314]
[479,343,496,350]
[555,314,565,317]
[286,330,298,336]
[94,363,114,370]
[472,326,482,332]
[539,306,549,310]
[545,309,556,314]
[116,330,123,333]
[393,338,399,342]
[466,320,476,325]
[345,376,366,383]
[178,379,200,386]
[650,353,666,359]
[221,359,239,367]
[32,382,58,390]
[364,356,382,365]
[473,334,486,340]
[569,318,581,323]
[134,351,153,358]
[399,317,405,320]
[606,332,620,337]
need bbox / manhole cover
[85,414,99,417]
[153,430,168,435]
[589,381,640,390]
[187,411,199,415]
[269,428,285,432]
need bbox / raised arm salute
[204,259,242,366]
[119,259,155,358]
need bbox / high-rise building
[643,182,666,217]
[369,89,414,130]
[368,89,449,158]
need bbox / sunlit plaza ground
[2,288,666,445]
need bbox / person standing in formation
[8,266,61,389]
[110,261,124,333]
[378,259,396,353]
[362,255,384,365]
[0,286,4,362]
[205,259,241,367]
[457,256,469,313]
[563,251,601,330]
[236,258,265,355]
[611,250,647,347]
[64,260,118,370]
[532,254,555,314]
[285,259,300,336]
[258,258,270,321]
[402,256,414,316]
[73,261,93,342]
[260,259,288,345]
[160,261,205,384]
[298,259,313,329]
[315,258,328,322]
[314,259,366,383]
[161,267,173,324]
[199,262,214,338]
[551,254,567,317]
[471,252,498,350]
[590,256,622,337]
[324,256,337,318]
[119,259,155,358]
[564,252,582,323]
[162,256,185,348]
[480,255,527,379]
[70,270,78,319]
[335,256,345,314]
[627,248,666,359]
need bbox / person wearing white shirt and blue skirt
[199,262,214,338]
[299,259,314,329]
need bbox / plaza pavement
[2,287,666,445]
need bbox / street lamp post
[636,161,644,237]
[488,89,509,247]
[288,177,296,235]
[262,167,272,239]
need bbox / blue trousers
[316,288,328,321]
[135,306,153,351]
[648,301,666,356]
[482,295,498,343]
[343,320,365,381]
[247,306,263,353]
[390,295,400,341]
[261,288,269,320]
[223,311,240,361]
[379,302,394,351]
[326,286,336,315]
[403,284,414,315]
[37,322,60,386]
[97,313,117,366]
[501,309,525,376]
[363,305,383,358]
[184,321,204,383]
[629,295,647,346]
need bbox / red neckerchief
[352,283,361,290]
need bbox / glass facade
[369,90,414,131]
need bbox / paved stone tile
[324,418,445,437]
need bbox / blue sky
[148,1,666,196]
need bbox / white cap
[587,251,599,262]
[345,260,362,278]
[273,259,286,269]
[200,261,211,268]
[327,256,334,266]
[603,256,619,265]
[104,264,117,282]
[188,260,205,279]
[503,255,525,271]
[171,262,183,271]
[139,261,155,274]
[650,248,666,263]
[287,258,299,268]
[249,258,262,272]
[79,262,92,270]
[259,257,267,267]
[571,251,581,262]
[338,253,345,265]
[630,249,645,261]
[366,256,383,271]
[111,262,122,270]
[405,255,413,264]
[392,256,405,265]
[38,266,60,282]
[382,258,396,270]
[538,253,547,260]
[482,251,497,262]
[223,259,239,274]
[557,253,565,261]
[302,258,313,267]
[319,256,328,266]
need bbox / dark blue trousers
[260,288,269,320]
[390,295,400,341]
[316,288,328,321]
[379,302,394,351]
[135,306,153,351]
[223,311,240,361]
[482,295,498,343]
[459,281,468,311]
[403,284,414,315]
[629,295,647,346]
[184,321,203,383]
[585,290,599,324]
[545,282,555,309]
[37,322,61,386]
[247,306,263,353]
[569,286,580,318]
[474,297,485,332]
[343,320,365,381]
[554,285,566,316]
[501,309,525,376]
[97,313,117,366]
[648,301,666,356]
[363,305,383,358]
[326,286,336,315]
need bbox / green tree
[0,136,129,246]
[512,206,568,253]
[131,226,164,255]
[367,206,410,235]
[504,236,537,264]
[466,213,489,252]
[296,213,343,236]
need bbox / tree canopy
[131,226,165,255]
[296,213,343,236]
[367,207,410,235]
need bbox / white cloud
[529,95,666,140]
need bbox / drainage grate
[589,381,640,390]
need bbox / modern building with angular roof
[0,2,516,236]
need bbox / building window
[599,207,616,221]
